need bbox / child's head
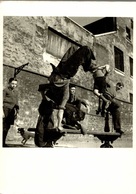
[8,77,18,89]
[116,82,124,91]
[69,84,76,95]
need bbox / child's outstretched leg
[94,89,110,114]
[96,97,103,115]
[57,109,65,131]
[100,94,111,110]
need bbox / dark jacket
[3,87,19,110]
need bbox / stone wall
[3,65,47,129]
[90,18,133,133]
[3,16,95,88]
[3,16,133,141]
[76,85,133,133]
[3,65,132,137]
[94,17,133,102]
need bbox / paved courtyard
[5,131,132,148]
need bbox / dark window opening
[47,27,80,59]
[131,19,133,29]
[129,57,133,77]
[126,27,131,40]
[129,93,133,104]
[114,46,124,72]
[84,17,117,35]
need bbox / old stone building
[3,16,133,140]
[84,17,133,102]
[3,16,96,132]
[84,17,133,132]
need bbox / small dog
[18,128,35,145]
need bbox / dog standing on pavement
[18,128,35,145]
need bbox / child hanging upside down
[89,64,111,116]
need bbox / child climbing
[90,64,111,116]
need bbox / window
[131,19,133,29]
[129,93,133,104]
[47,27,80,59]
[129,57,133,77]
[126,27,131,40]
[114,46,124,72]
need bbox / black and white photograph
[0,1,136,194]
[2,16,133,148]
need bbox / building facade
[3,16,96,132]
[3,16,133,139]
[84,17,133,102]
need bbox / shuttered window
[129,57,133,77]
[129,93,133,103]
[126,27,131,40]
[47,27,80,59]
[114,46,124,72]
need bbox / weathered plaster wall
[3,16,95,88]
[94,17,133,102]
[4,65,132,137]
[3,16,132,141]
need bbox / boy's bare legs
[57,109,64,131]
[96,97,103,114]
[94,89,111,114]
[100,94,111,111]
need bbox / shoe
[115,129,124,135]
[43,142,54,148]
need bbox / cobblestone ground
[5,131,132,148]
